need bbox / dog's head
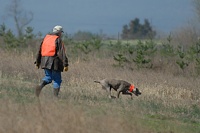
[133,88,142,96]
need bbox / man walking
[35,25,69,97]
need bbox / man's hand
[34,61,40,69]
[63,66,68,72]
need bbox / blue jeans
[42,69,62,89]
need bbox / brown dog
[94,79,141,99]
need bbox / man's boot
[35,81,48,97]
[53,88,60,97]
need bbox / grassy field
[0,49,200,133]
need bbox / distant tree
[121,25,129,39]
[0,23,6,36]
[24,26,35,39]
[121,18,156,39]
[5,0,33,37]
[142,19,153,37]
[0,23,19,48]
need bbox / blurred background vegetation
[1,0,200,76]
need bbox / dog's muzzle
[134,88,142,96]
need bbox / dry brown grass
[0,98,149,133]
[0,49,200,133]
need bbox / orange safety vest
[41,35,59,56]
[129,84,135,92]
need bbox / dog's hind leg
[117,91,121,98]
[105,86,112,99]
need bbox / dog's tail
[94,80,100,84]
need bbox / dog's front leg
[122,91,133,99]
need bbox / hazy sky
[0,0,195,36]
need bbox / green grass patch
[140,116,200,133]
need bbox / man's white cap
[53,25,64,33]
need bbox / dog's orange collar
[129,84,135,92]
